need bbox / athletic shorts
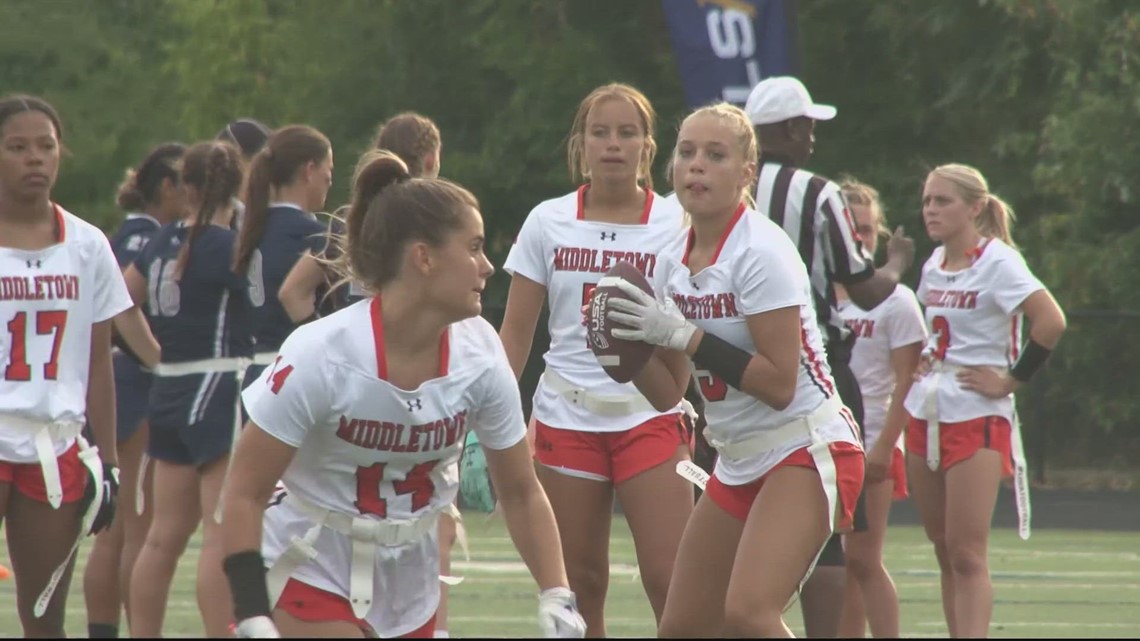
[890,448,908,500]
[905,415,1013,477]
[113,351,152,442]
[148,374,237,467]
[533,413,688,485]
[0,442,87,504]
[705,442,865,531]
[276,578,436,638]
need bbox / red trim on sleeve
[800,324,836,397]
[1009,315,1020,362]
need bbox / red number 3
[354,460,439,518]
[931,315,951,361]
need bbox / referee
[745,76,915,639]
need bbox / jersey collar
[369,295,450,382]
[575,185,654,224]
[682,202,747,267]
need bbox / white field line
[453,560,1140,581]
[919,621,1140,628]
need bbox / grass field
[1,513,1138,638]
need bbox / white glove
[538,586,587,638]
[234,615,281,638]
[606,279,697,352]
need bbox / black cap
[216,118,271,157]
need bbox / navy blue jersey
[110,213,161,267]
[109,213,161,368]
[134,222,252,428]
[246,205,326,354]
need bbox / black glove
[81,461,120,535]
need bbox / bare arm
[631,347,692,413]
[278,251,326,323]
[684,306,803,410]
[866,341,923,482]
[112,306,160,369]
[483,438,569,591]
[221,422,298,554]
[1020,288,1067,349]
[498,274,547,380]
[958,288,1068,398]
[844,227,915,311]
[122,263,149,307]
[86,319,118,466]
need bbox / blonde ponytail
[929,163,1017,247]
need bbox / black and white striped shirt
[756,156,874,349]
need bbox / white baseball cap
[744,77,837,126]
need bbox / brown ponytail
[176,142,242,279]
[232,125,331,275]
[326,150,477,295]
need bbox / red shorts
[906,415,1013,477]
[0,442,88,503]
[890,448,908,501]
[533,414,688,485]
[705,442,865,531]
[276,578,436,637]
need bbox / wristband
[1010,338,1051,383]
[223,550,272,620]
[691,331,752,391]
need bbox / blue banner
[662,0,798,108]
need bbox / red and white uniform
[839,286,926,452]
[503,186,685,432]
[0,206,132,503]
[903,239,1041,425]
[652,204,862,485]
[242,297,525,637]
[903,238,1042,538]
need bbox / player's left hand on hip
[82,461,120,535]
[956,366,1017,399]
[606,278,695,352]
[538,587,587,638]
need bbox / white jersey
[904,239,1043,425]
[839,286,926,451]
[0,206,132,462]
[504,186,685,432]
[242,297,525,636]
[652,205,861,485]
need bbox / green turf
[1,514,1138,637]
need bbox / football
[586,261,656,384]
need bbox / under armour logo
[946,275,957,283]
[406,399,422,411]
[26,260,41,268]
[600,232,616,241]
